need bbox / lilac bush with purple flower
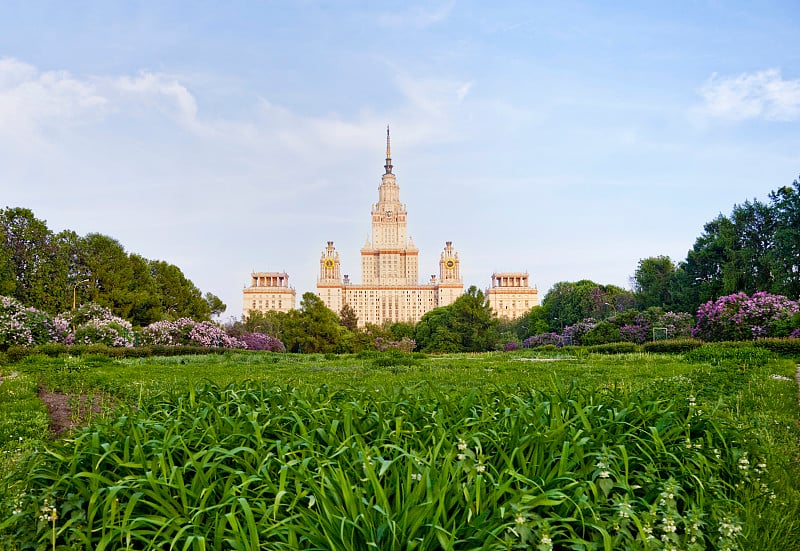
[693,292,800,341]
[0,295,66,349]
[239,333,286,352]
[522,332,561,348]
[619,314,651,344]
[140,318,245,349]
[655,311,694,339]
[0,295,35,348]
[56,303,135,347]
[375,337,416,352]
[74,318,135,347]
[562,318,597,346]
[503,341,520,352]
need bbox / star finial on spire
[384,125,393,174]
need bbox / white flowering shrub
[140,318,245,349]
[55,303,134,347]
[0,296,66,349]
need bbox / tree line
[5,173,798,352]
[631,175,800,314]
[229,286,498,354]
[0,207,225,326]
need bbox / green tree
[388,321,416,341]
[511,305,551,338]
[769,179,800,298]
[0,207,69,312]
[127,253,163,326]
[204,292,227,318]
[79,233,136,318]
[543,280,635,327]
[339,303,359,331]
[150,260,211,320]
[632,256,677,309]
[414,307,461,353]
[415,286,498,352]
[281,293,348,353]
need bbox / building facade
[316,128,464,326]
[486,272,539,320]
[242,272,296,315]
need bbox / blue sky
[1,1,799,320]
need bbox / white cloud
[0,58,207,151]
[0,58,108,150]
[110,72,200,129]
[698,68,800,121]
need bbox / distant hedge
[585,342,640,355]
[1,344,243,365]
[753,338,800,357]
[642,339,703,354]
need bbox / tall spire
[384,125,393,174]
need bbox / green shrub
[581,321,622,345]
[684,342,775,367]
[372,350,421,368]
[585,342,640,354]
[4,346,30,364]
[642,338,703,354]
[34,343,69,357]
[753,338,800,357]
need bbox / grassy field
[1,348,799,550]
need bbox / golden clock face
[445,259,455,269]
[324,258,334,268]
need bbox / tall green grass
[0,379,788,550]
[1,350,799,549]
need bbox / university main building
[316,128,463,326]
[242,128,538,325]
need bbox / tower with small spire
[316,127,463,326]
[361,126,418,286]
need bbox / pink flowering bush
[562,318,598,345]
[522,332,561,348]
[240,333,286,352]
[0,296,36,348]
[0,296,66,349]
[74,318,135,347]
[140,318,245,349]
[56,303,135,347]
[619,314,651,344]
[692,292,800,341]
[375,337,416,352]
[654,311,694,339]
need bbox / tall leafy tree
[415,286,498,352]
[542,280,635,327]
[632,256,677,309]
[0,207,69,313]
[670,178,800,313]
[150,260,211,320]
[339,303,359,331]
[281,293,347,353]
[204,292,227,319]
[769,179,800,298]
[80,233,136,318]
[127,253,163,326]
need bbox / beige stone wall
[486,272,539,320]
[242,271,296,315]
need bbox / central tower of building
[360,127,419,286]
[316,127,464,326]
